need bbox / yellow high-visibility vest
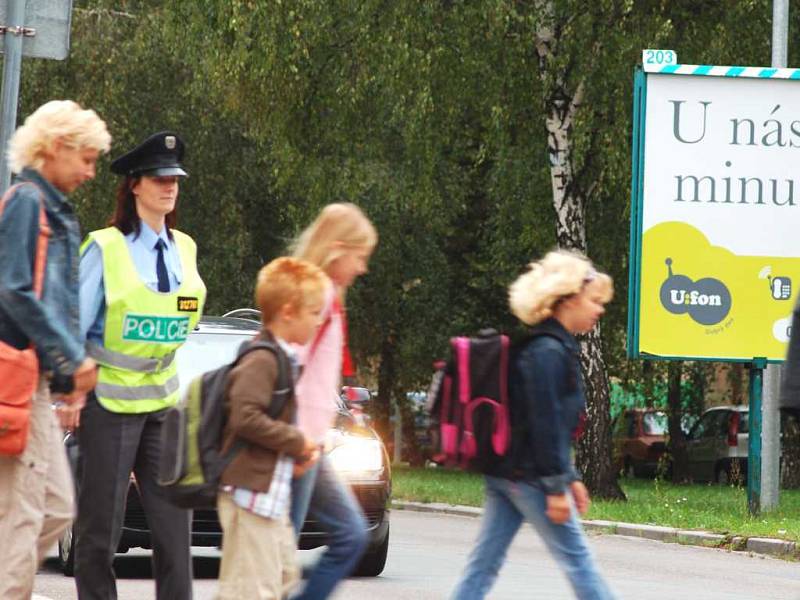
[82,227,206,413]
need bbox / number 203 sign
[642,49,677,67]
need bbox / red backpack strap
[307,314,332,360]
[338,297,356,378]
[453,337,471,406]
[0,183,49,299]
[307,295,357,380]
[307,295,339,361]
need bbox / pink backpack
[427,330,511,474]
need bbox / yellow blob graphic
[638,222,797,361]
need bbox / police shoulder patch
[177,296,199,312]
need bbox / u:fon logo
[659,258,731,326]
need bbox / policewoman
[74,132,205,600]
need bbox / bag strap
[0,183,50,300]
[235,340,294,418]
[306,298,338,362]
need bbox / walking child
[450,249,618,600]
[289,203,377,599]
[216,257,323,600]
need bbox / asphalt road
[34,509,800,599]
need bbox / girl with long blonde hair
[289,203,377,600]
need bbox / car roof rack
[222,308,262,321]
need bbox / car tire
[58,525,75,577]
[353,525,389,577]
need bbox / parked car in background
[612,408,668,477]
[685,405,749,484]
[684,405,799,485]
[59,315,391,577]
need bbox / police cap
[110,131,187,177]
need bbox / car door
[707,411,732,480]
[686,411,724,481]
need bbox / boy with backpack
[216,257,324,600]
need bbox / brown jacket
[219,330,308,492]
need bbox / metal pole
[0,0,26,192]
[772,0,789,67]
[760,0,790,513]
[762,365,781,511]
[748,359,766,515]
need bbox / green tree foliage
[7,0,794,492]
[168,0,560,438]
[17,2,287,315]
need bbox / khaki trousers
[217,493,300,600]
[0,379,74,599]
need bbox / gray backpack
[157,341,292,509]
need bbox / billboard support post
[748,358,767,514]
[760,0,789,515]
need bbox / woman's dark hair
[109,176,177,239]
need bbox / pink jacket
[294,284,343,443]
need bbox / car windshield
[175,331,255,397]
[643,411,668,435]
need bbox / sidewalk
[392,500,799,560]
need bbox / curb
[392,501,798,560]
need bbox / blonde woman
[450,250,617,600]
[0,100,110,599]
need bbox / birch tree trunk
[535,13,625,500]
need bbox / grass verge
[391,465,800,542]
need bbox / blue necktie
[155,239,169,293]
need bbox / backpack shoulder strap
[235,340,294,419]
[0,183,49,300]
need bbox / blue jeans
[289,455,368,600]
[450,476,617,600]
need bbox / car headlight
[327,434,384,480]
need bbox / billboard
[628,59,800,362]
